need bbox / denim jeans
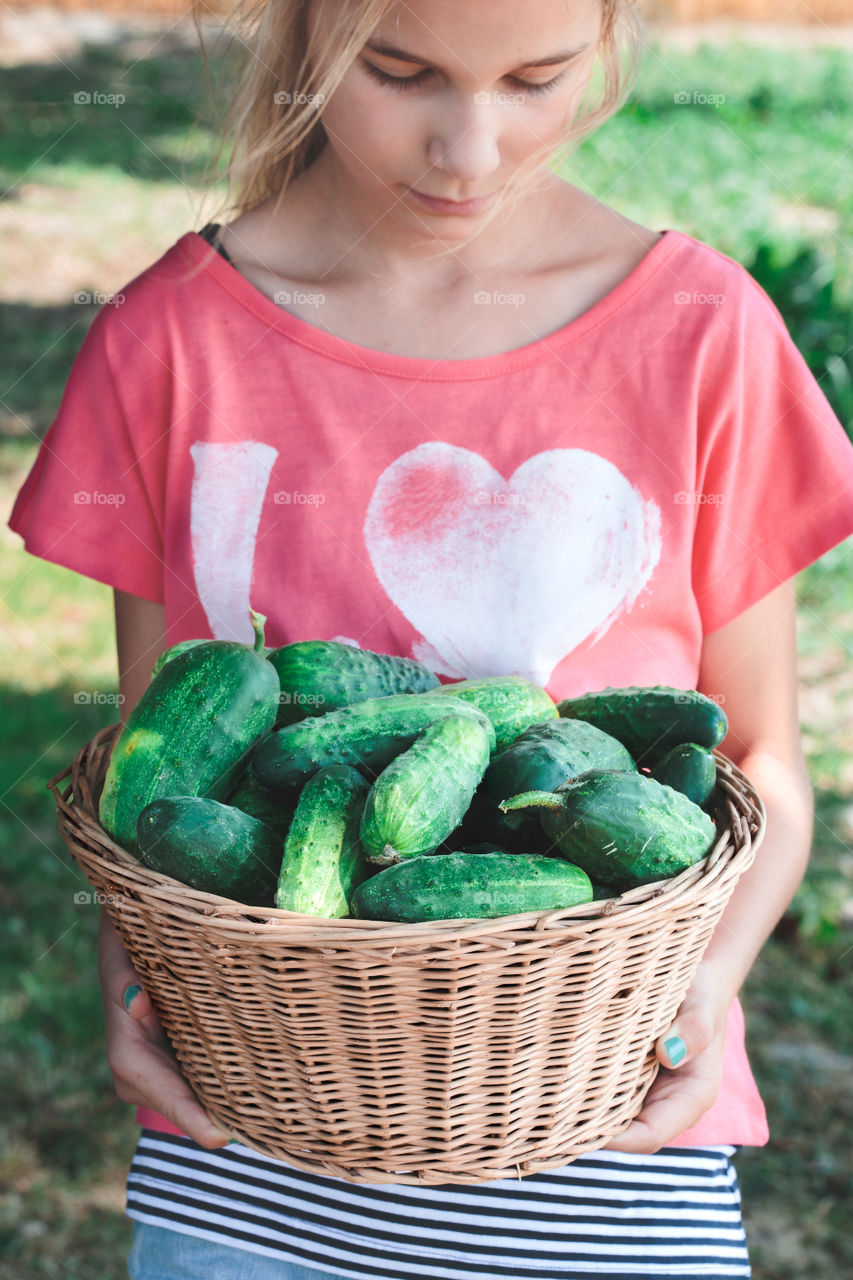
[128,1221,350,1280]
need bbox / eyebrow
[363,40,589,69]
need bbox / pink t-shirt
[12,226,853,1147]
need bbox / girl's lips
[407,188,496,216]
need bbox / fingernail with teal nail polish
[664,1035,686,1066]
[123,984,141,1011]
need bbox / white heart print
[364,442,661,686]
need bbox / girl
[10,0,853,1276]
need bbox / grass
[1,19,852,1280]
[566,40,853,290]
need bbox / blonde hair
[191,0,643,245]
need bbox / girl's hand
[603,967,729,1154]
[98,910,230,1149]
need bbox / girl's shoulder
[85,233,214,350]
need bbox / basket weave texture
[50,724,765,1185]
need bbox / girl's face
[309,0,603,240]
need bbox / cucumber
[434,787,543,856]
[100,611,280,856]
[480,718,636,850]
[423,675,557,750]
[557,685,727,765]
[483,719,636,801]
[275,765,371,917]
[651,742,717,807]
[360,715,493,867]
[501,768,716,889]
[150,638,209,680]
[227,758,298,839]
[136,796,283,904]
[351,851,593,923]
[456,842,512,856]
[267,640,439,726]
[153,638,275,680]
[250,693,496,791]
[591,879,621,901]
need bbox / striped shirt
[127,1130,751,1278]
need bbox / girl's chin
[390,195,500,240]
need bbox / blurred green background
[1,13,852,1279]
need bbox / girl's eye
[513,74,566,96]
[361,61,567,97]
[362,62,431,92]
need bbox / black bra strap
[198,222,234,265]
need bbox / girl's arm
[607,577,814,1151]
[114,588,168,711]
[99,589,229,1148]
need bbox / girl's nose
[426,101,501,183]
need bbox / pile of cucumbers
[98,611,728,923]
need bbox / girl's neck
[289,152,569,287]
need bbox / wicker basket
[49,724,765,1185]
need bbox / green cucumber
[360,715,493,867]
[557,685,727,766]
[136,796,283,904]
[100,610,280,855]
[434,788,546,856]
[501,768,716,889]
[483,719,636,800]
[351,851,593,923]
[651,742,717,807]
[480,718,636,850]
[151,638,276,680]
[591,880,621,901]
[250,693,495,791]
[275,765,371,917]
[423,675,557,750]
[268,640,439,726]
[227,758,298,839]
[150,639,209,680]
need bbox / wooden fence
[643,0,853,20]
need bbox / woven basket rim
[50,722,766,945]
